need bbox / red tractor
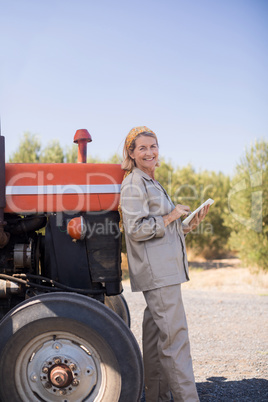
[0,130,143,401]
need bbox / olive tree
[9,132,41,163]
[224,139,268,271]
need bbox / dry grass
[185,264,268,295]
[121,253,268,295]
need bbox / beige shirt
[120,167,189,292]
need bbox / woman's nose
[145,148,153,156]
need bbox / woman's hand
[182,204,210,234]
[163,204,191,227]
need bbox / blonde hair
[121,131,160,171]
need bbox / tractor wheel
[104,294,131,327]
[0,292,143,402]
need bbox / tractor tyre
[104,294,131,327]
[0,292,143,402]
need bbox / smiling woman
[121,126,160,174]
[129,135,159,176]
[120,125,210,402]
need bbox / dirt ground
[185,257,268,295]
[122,258,268,401]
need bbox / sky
[0,0,267,176]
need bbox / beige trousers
[142,284,199,402]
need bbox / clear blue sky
[0,0,267,175]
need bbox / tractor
[0,129,143,401]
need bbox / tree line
[8,133,268,271]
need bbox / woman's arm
[120,181,165,241]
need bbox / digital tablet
[182,198,214,225]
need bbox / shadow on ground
[188,259,239,270]
[141,377,268,401]
[197,377,268,401]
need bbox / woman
[120,126,210,402]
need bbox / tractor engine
[0,214,46,315]
[0,211,122,318]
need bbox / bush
[224,139,268,271]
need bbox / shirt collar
[133,167,174,206]
[133,167,154,182]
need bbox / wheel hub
[49,364,73,388]
[22,335,99,400]
[39,354,83,397]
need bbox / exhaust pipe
[73,129,92,163]
[0,134,10,248]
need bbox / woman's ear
[128,150,134,160]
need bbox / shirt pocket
[145,240,179,278]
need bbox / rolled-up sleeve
[121,180,165,241]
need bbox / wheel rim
[14,330,106,402]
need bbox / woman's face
[129,135,159,173]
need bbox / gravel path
[122,282,268,401]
